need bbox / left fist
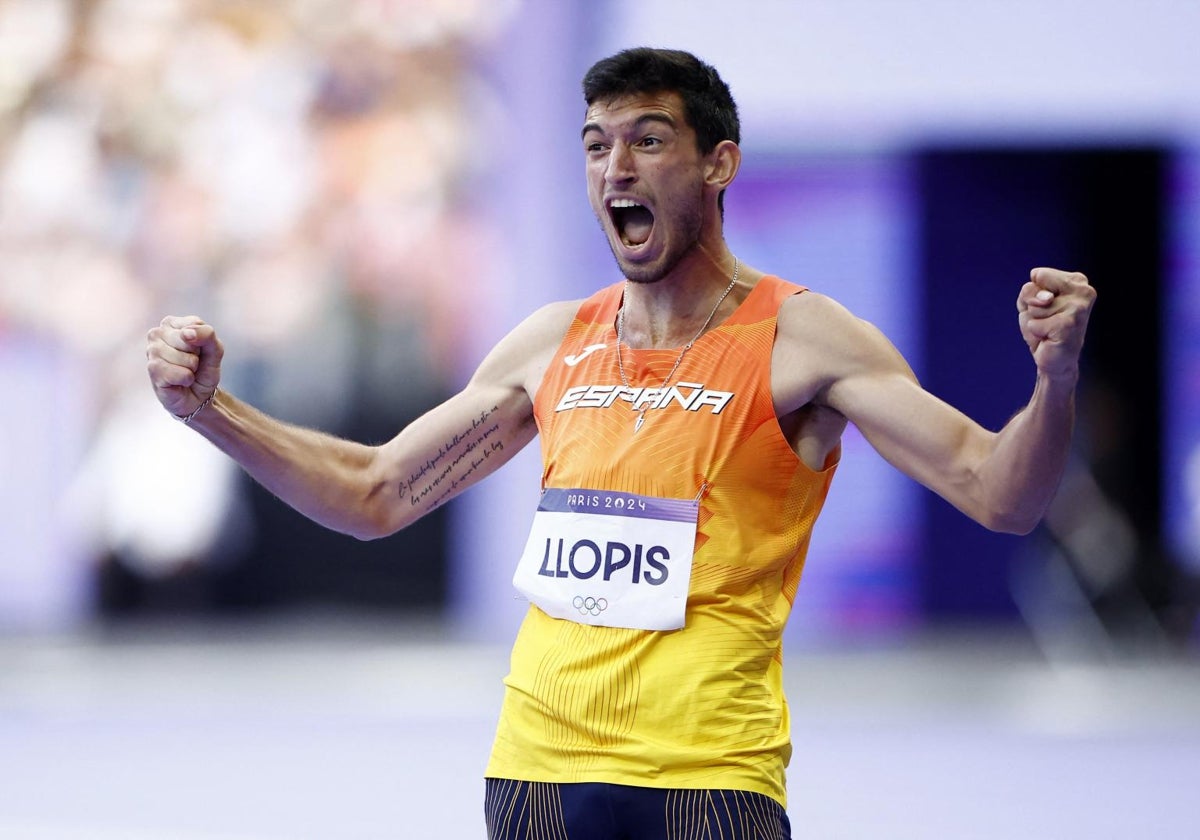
[1017,267,1096,380]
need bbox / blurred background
[2,0,1199,837]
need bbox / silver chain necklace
[616,257,740,433]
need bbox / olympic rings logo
[572,595,609,616]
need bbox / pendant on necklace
[634,410,646,433]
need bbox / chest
[537,320,780,492]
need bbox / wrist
[1036,366,1080,388]
[176,387,219,424]
[1033,368,1080,407]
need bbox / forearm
[976,370,1077,534]
[148,308,551,539]
[185,389,387,539]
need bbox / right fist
[146,316,223,418]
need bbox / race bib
[512,488,699,630]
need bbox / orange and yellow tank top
[485,275,837,807]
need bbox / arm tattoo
[404,406,506,510]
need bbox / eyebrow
[580,112,678,141]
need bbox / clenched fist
[1017,268,1097,381]
[146,316,223,419]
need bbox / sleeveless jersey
[485,275,838,807]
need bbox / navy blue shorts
[484,779,792,840]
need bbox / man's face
[582,91,709,284]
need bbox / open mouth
[610,198,654,248]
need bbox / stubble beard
[603,200,704,285]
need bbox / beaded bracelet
[177,388,218,424]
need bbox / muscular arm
[146,303,574,540]
[775,268,1095,534]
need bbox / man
[146,48,1095,840]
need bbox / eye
[637,136,662,148]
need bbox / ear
[704,140,741,192]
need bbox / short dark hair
[581,47,740,154]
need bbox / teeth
[609,198,642,208]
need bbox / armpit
[777,402,847,472]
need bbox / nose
[605,142,636,186]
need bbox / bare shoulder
[773,290,914,415]
[470,298,582,397]
[776,290,876,352]
[519,299,583,344]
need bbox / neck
[620,250,741,349]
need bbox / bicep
[375,379,537,524]
[814,311,996,514]
[826,365,992,498]
[366,301,572,533]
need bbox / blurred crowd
[0,0,515,595]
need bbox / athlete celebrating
[146,48,1096,839]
